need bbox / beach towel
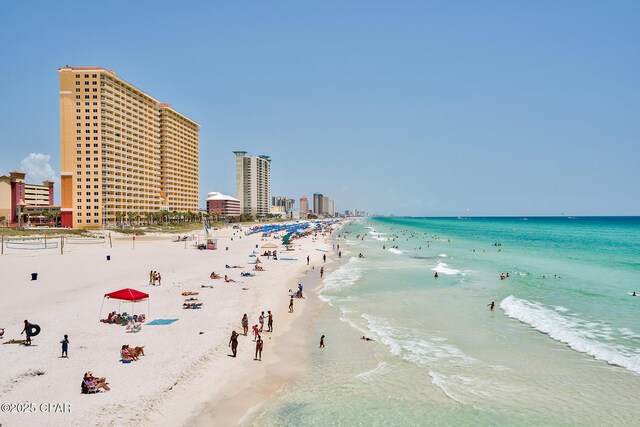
[146,319,179,326]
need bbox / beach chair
[81,382,98,394]
[126,322,142,333]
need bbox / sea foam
[500,295,640,375]
[431,261,461,275]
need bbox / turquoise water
[248,217,640,426]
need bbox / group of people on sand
[230,311,273,361]
[149,270,162,286]
[103,311,146,325]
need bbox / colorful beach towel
[146,319,179,326]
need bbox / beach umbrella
[261,243,278,249]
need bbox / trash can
[106,255,111,261]
[31,273,38,281]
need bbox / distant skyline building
[272,196,295,213]
[206,192,240,216]
[328,198,335,216]
[59,66,199,228]
[0,171,56,225]
[300,196,308,216]
[234,151,271,217]
[313,193,323,215]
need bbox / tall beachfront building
[300,196,308,214]
[59,66,199,228]
[234,151,271,217]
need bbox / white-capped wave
[388,248,403,254]
[500,295,640,375]
[431,261,461,275]
[320,257,363,298]
[369,232,388,241]
[438,254,448,258]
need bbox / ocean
[247,217,640,426]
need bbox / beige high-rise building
[234,151,271,217]
[59,66,199,228]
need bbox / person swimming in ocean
[434,272,438,278]
[488,301,495,311]
[361,336,375,341]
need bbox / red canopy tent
[99,288,150,321]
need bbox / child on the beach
[61,334,69,358]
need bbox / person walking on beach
[252,324,260,341]
[339,251,341,258]
[229,331,239,357]
[267,311,273,332]
[259,311,265,332]
[289,295,294,313]
[149,270,153,285]
[488,301,495,311]
[60,334,69,358]
[319,335,325,348]
[21,320,33,345]
[255,337,263,361]
[307,255,310,265]
[157,273,162,286]
[320,267,324,278]
[241,314,249,336]
[323,254,326,263]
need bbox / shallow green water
[248,217,640,426]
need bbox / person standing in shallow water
[319,335,325,348]
[320,267,324,278]
[488,301,495,311]
[307,255,309,265]
[323,254,326,263]
[229,331,239,357]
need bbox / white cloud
[20,153,57,183]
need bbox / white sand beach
[0,222,342,426]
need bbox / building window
[75,88,80,93]
[75,74,80,78]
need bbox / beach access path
[0,223,339,426]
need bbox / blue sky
[1,1,638,216]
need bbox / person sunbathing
[121,345,138,361]
[254,265,264,271]
[224,275,236,282]
[225,264,243,268]
[83,372,110,392]
[210,272,222,279]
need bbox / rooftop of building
[206,192,240,202]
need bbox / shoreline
[185,233,345,426]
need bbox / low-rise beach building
[0,171,58,225]
[206,192,240,216]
